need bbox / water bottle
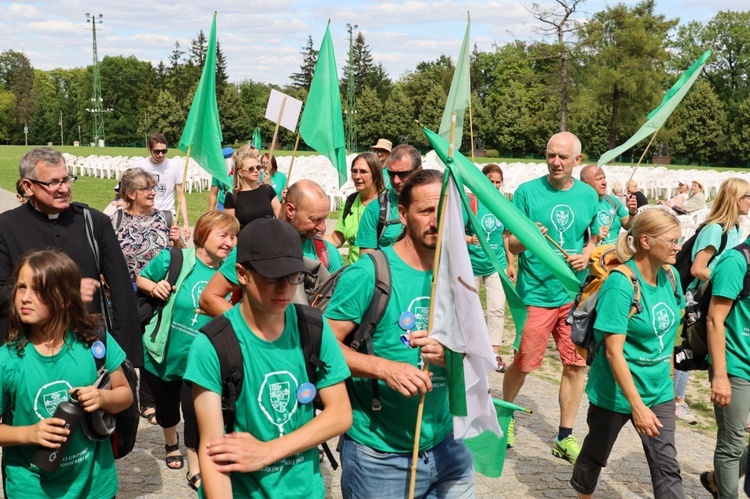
[32,391,85,472]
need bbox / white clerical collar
[48,213,59,220]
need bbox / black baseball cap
[237,217,309,279]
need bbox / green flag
[597,50,712,166]
[177,14,228,189]
[424,127,580,345]
[463,399,531,477]
[438,15,471,152]
[299,22,347,187]
[251,127,261,150]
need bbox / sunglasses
[152,148,168,155]
[387,169,415,180]
[242,166,259,173]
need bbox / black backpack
[675,241,750,370]
[88,325,140,459]
[136,247,184,329]
[308,250,391,410]
[199,304,338,466]
[674,224,728,293]
[81,207,139,459]
[376,191,403,244]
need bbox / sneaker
[675,401,698,425]
[495,355,507,373]
[552,435,581,464]
[506,417,515,449]
[700,471,718,499]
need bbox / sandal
[140,407,158,425]
[165,434,184,470]
[186,471,201,491]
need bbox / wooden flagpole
[407,113,457,499]
[268,96,287,157]
[287,133,301,185]
[626,127,661,187]
[174,145,192,240]
[467,11,474,164]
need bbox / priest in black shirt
[0,147,142,365]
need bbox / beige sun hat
[370,138,392,153]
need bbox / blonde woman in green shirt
[327,152,385,264]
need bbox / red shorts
[513,303,585,372]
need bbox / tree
[355,86,384,149]
[0,50,34,143]
[381,84,417,147]
[290,35,318,91]
[218,84,250,144]
[142,90,186,145]
[577,0,678,150]
[341,32,376,98]
[0,89,15,144]
[99,55,155,145]
[731,92,750,164]
[189,30,207,67]
[672,11,750,120]
[525,0,585,131]
[216,40,229,90]
[669,79,727,165]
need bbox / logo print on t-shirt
[258,371,299,436]
[34,380,73,419]
[481,214,498,242]
[407,296,431,369]
[550,205,575,246]
[651,302,675,351]
[597,209,613,227]
[190,281,208,326]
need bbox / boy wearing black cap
[184,217,352,497]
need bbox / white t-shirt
[135,157,184,214]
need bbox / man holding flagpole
[503,131,599,465]
[326,169,475,498]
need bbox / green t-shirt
[184,305,350,499]
[465,197,508,276]
[141,250,220,380]
[688,223,741,289]
[596,195,629,245]
[0,332,126,498]
[334,194,368,265]
[269,171,287,201]
[211,176,233,206]
[323,246,452,453]
[586,261,685,413]
[355,190,403,250]
[708,242,750,381]
[512,177,600,307]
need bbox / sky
[0,0,740,88]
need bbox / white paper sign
[265,89,302,132]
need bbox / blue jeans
[674,369,689,399]
[340,432,475,499]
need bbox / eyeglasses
[650,236,681,247]
[241,166,259,173]
[261,272,306,285]
[387,169,416,180]
[261,162,269,167]
[136,185,156,192]
[27,175,77,190]
[351,169,371,176]
[151,148,168,155]
[742,194,750,199]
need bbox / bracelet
[150,284,157,297]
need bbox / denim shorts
[340,431,475,499]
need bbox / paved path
[0,188,719,497]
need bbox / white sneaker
[675,401,698,425]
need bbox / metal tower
[85,13,112,146]
[345,23,358,152]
